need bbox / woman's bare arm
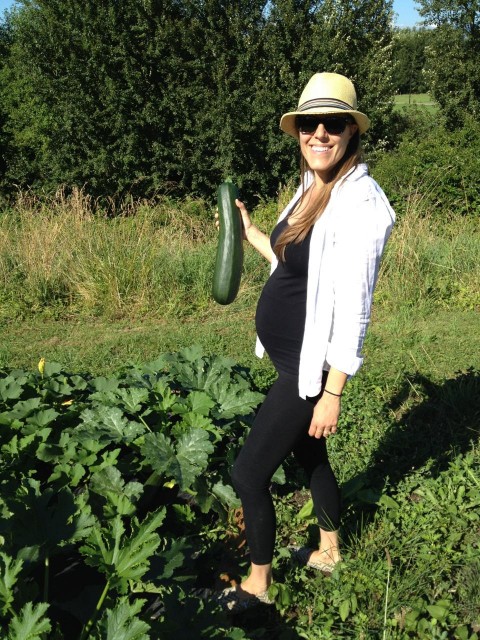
[236,199,273,263]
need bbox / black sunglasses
[295,115,354,136]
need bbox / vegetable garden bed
[0,348,478,639]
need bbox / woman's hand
[234,198,253,240]
[215,197,273,262]
[214,198,252,240]
[308,393,341,439]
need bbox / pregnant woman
[217,72,395,612]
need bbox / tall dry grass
[377,188,480,311]
[0,185,478,321]
[0,188,220,319]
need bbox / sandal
[289,546,338,575]
[216,585,274,614]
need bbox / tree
[174,0,268,196]
[249,0,326,193]
[1,0,396,202]
[392,27,431,95]
[1,0,197,197]
[1,0,269,199]
[417,0,480,125]
[0,15,13,192]
[312,0,396,152]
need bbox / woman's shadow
[342,367,480,525]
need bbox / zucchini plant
[0,347,264,638]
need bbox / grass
[0,190,224,320]
[1,305,478,393]
[0,187,479,638]
[1,184,478,382]
[393,93,439,113]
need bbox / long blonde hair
[274,131,364,261]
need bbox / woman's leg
[317,528,341,565]
[231,373,317,593]
[293,418,342,566]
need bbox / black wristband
[323,388,342,398]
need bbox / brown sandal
[289,546,339,575]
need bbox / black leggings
[231,373,341,565]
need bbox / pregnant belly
[255,289,306,376]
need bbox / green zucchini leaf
[7,602,51,640]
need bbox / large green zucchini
[212,181,243,305]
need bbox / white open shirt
[255,163,395,399]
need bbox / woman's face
[297,115,358,185]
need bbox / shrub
[371,112,480,219]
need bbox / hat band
[298,98,353,112]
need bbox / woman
[217,72,395,612]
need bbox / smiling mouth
[311,146,330,153]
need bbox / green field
[394,93,439,112]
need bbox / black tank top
[255,216,312,376]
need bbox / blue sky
[1,0,422,28]
[393,0,422,27]
[0,0,14,15]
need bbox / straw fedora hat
[280,72,370,137]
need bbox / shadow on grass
[376,367,478,480]
[343,367,480,526]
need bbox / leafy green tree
[418,0,480,125]
[1,0,269,199]
[0,0,396,202]
[1,0,192,197]
[392,27,431,94]
[170,0,268,196]
[313,0,396,151]
[247,0,325,193]
[250,0,397,185]
[0,16,13,193]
